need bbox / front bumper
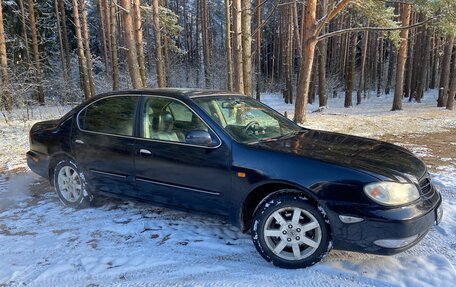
[324,188,442,255]
[26,150,50,179]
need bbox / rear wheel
[252,193,331,269]
[53,160,92,208]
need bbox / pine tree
[133,0,147,86]
[225,0,233,91]
[152,0,165,87]
[27,0,44,103]
[110,0,120,90]
[392,3,411,111]
[0,0,11,111]
[72,0,91,100]
[241,0,252,96]
[437,36,454,107]
[232,0,244,93]
[120,0,143,89]
[80,0,96,96]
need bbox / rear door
[71,95,139,197]
[133,96,232,215]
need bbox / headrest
[158,111,174,131]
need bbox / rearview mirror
[185,130,215,147]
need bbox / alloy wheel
[57,166,82,203]
[263,207,322,261]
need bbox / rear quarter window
[78,96,138,136]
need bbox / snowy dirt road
[0,143,455,287]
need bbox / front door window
[142,97,209,144]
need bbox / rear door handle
[75,139,85,144]
[139,149,152,156]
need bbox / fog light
[339,215,364,223]
[374,234,419,248]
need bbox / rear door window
[78,96,138,136]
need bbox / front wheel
[252,194,331,269]
[53,160,92,208]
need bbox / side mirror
[185,130,215,147]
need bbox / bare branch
[252,0,279,38]
[315,0,351,36]
[317,16,438,41]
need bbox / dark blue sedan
[27,89,443,269]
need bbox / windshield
[193,96,301,144]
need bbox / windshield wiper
[255,130,304,143]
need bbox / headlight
[364,182,420,206]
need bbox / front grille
[419,177,433,197]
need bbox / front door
[71,95,139,197]
[134,96,231,215]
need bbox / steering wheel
[244,121,260,135]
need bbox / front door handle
[139,149,152,156]
[75,139,85,144]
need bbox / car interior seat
[154,111,183,142]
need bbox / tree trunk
[201,0,211,88]
[430,32,439,89]
[152,0,165,87]
[255,0,261,100]
[110,0,119,90]
[145,10,154,75]
[317,0,327,107]
[28,0,44,103]
[183,0,189,63]
[376,33,384,97]
[54,0,68,84]
[392,3,411,111]
[447,47,456,110]
[416,26,431,102]
[0,0,12,111]
[120,0,143,89]
[385,40,395,95]
[225,0,233,91]
[195,0,200,85]
[283,3,293,104]
[162,0,170,85]
[80,0,96,97]
[174,0,181,48]
[241,0,252,96]
[72,0,91,100]
[404,13,416,99]
[370,32,378,94]
[409,18,420,101]
[103,0,112,69]
[232,0,244,93]
[133,0,146,86]
[317,40,327,107]
[292,1,302,58]
[97,0,109,78]
[308,59,317,105]
[59,0,71,80]
[345,31,356,108]
[294,0,317,124]
[17,0,30,67]
[437,35,454,107]
[357,28,368,104]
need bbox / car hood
[251,129,426,182]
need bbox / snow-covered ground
[0,91,455,286]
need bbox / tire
[53,159,92,208]
[252,193,331,269]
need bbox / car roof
[98,88,244,100]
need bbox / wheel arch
[239,181,320,232]
[48,152,77,185]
